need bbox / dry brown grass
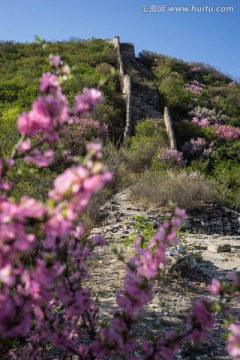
[131,169,220,210]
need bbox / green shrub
[158,75,192,115]
[102,140,129,189]
[0,105,21,156]
[124,215,157,248]
[7,162,57,202]
[211,161,240,210]
[0,39,123,142]
[126,119,168,173]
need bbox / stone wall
[182,206,240,235]
[111,37,180,147]
[122,74,132,137]
[111,36,162,137]
[111,36,132,138]
[163,107,177,150]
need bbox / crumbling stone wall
[111,36,162,137]
[163,107,177,150]
[182,206,240,235]
[111,36,132,138]
[122,74,132,137]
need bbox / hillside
[0,39,125,151]
[0,37,240,215]
[111,38,240,214]
[0,37,240,360]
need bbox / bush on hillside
[126,119,168,173]
[157,149,186,168]
[131,169,219,210]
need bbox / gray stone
[169,253,197,272]
[208,243,231,253]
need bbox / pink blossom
[49,55,61,67]
[140,339,155,359]
[214,124,240,140]
[190,107,227,125]
[17,196,47,221]
[24,149,54,167]
[0,196,18,223]
[57,288,92,317]
[182,138,214,160]
[184,81,204,94]
[0,294,31,337]
[40,73,60,93]
[77,118,108,139]
[189,66,201,73]
[17,94,69,138]
[0,198,36,253]
[209,279,222,295]
[227,324,240,356]
[75,88,103,116]
[49,166,89,201]
[0,264,14,285]
[0,180,13,191]
[0,58,115,357]
[43,131,60,143]
[72,222,84,239]
[61,64,70,75]
[49,161,112,212]
[158,149,186,167]
[78,344,89,359]
[95,209,187,355]
[17,97,54,136]
[22,261,56,303]
[192,117,210,128]
[230,272,240,287]
[156,332,180,360]
[44,212,73,249]
[174,208,187,220]
[17,139,31,153]
[117,274,154,317]
[130,248,157,280]
[188,298,215,345]
[200,117,210,127]
[86,141,103,155]
[91,234,105,246]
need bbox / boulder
[168,253,197,273]
[208,243,231,253]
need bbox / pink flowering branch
[0,53,240,359]
[92,210,188,357]
[0,55,110,357]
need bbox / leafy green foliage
[0,105,21,157]
[0,39,124,141]
[124,215,157,248]
[0,39,125,208]
[140,51,239,121]
[126,119,168,173]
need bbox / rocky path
[86,189,240,359]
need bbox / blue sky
[0,0,239,79]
